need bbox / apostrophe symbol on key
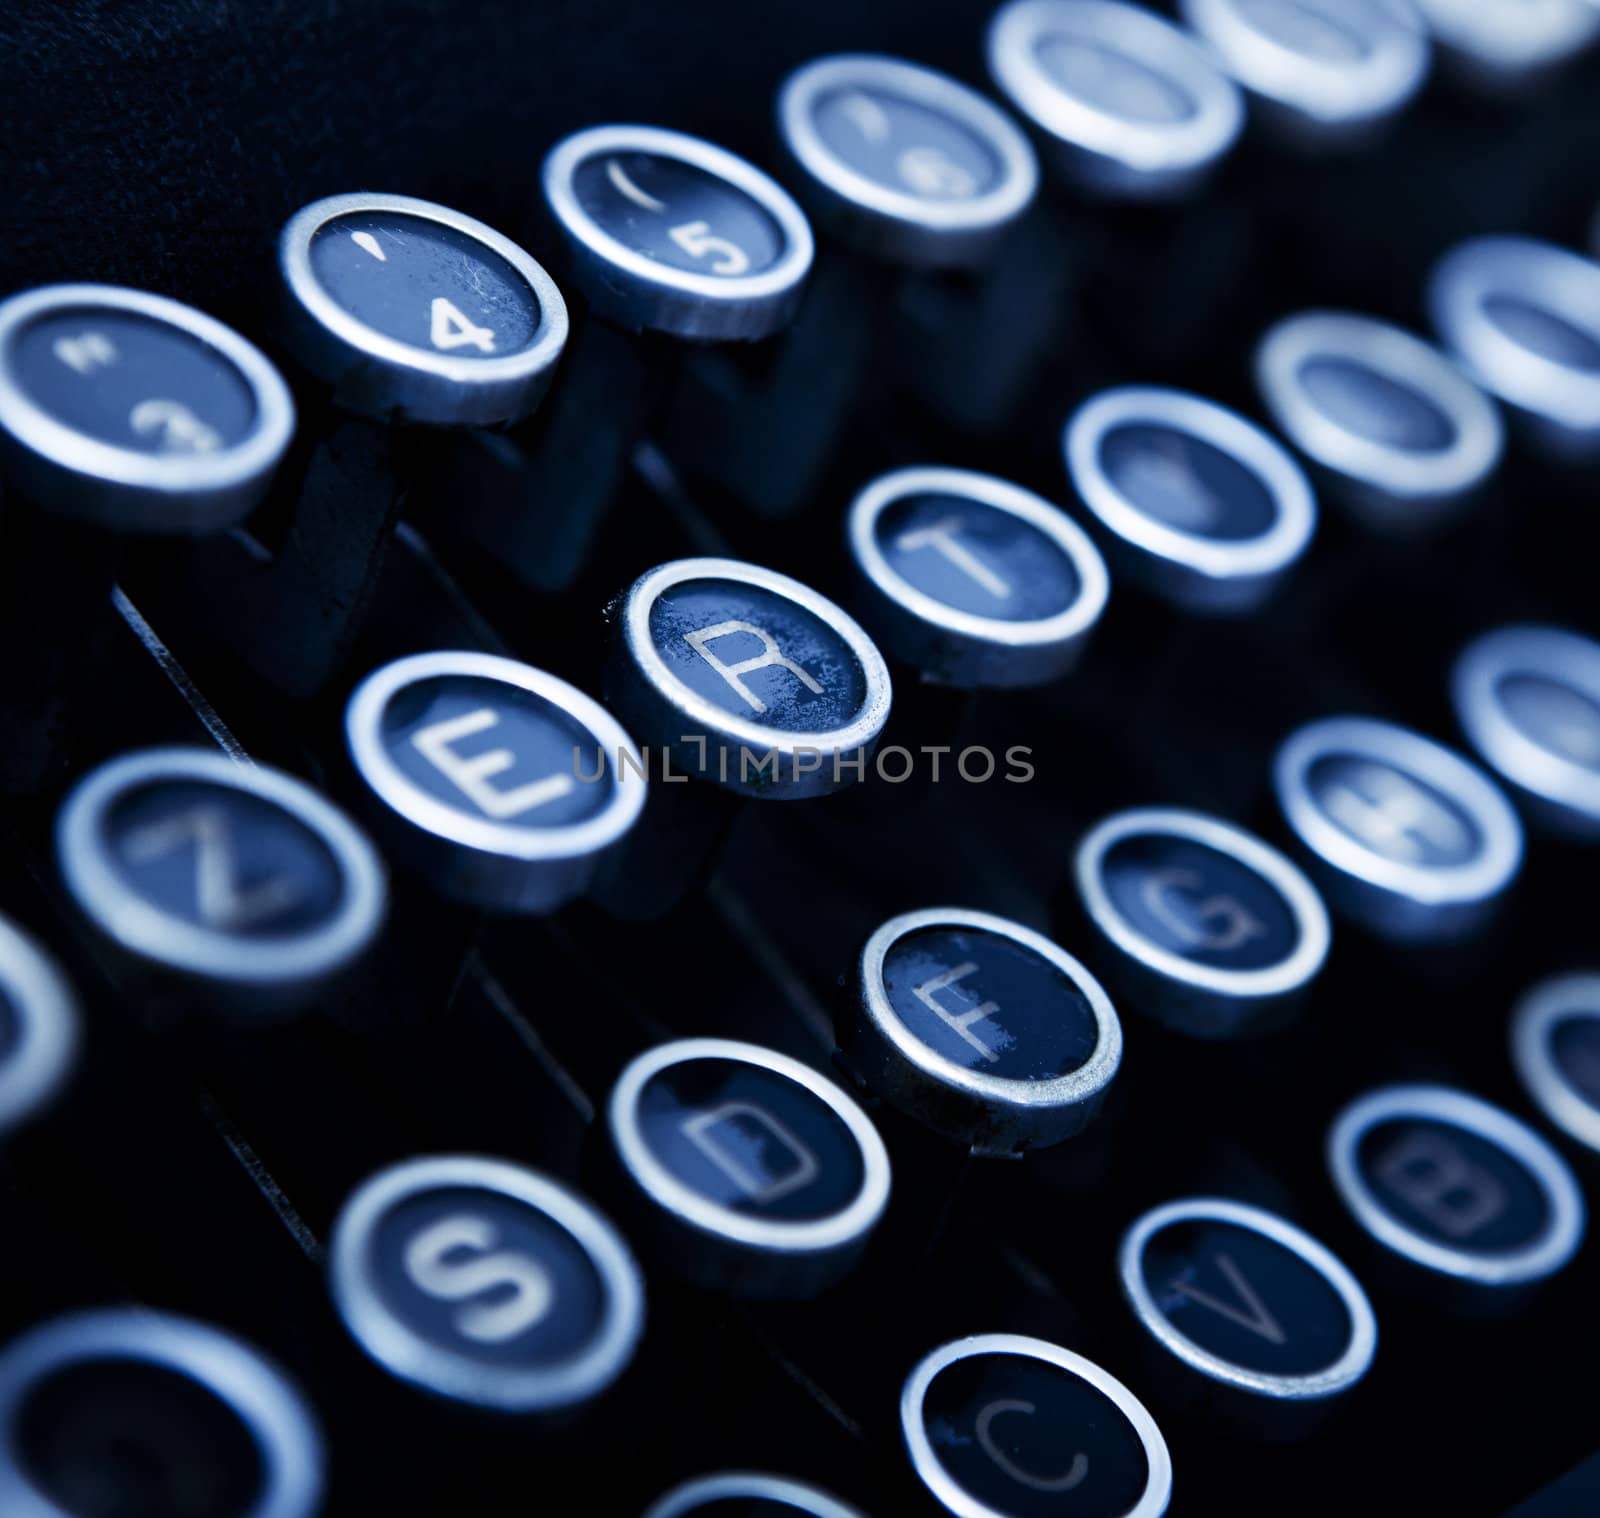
[350,230,387,261]
[53,331,118,374]
[129,399,223,454]
[840,91,891,142]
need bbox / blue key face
[17,1360,264,1518]
[811,88,1000,201]
[376,674,614,826]
[1356,1119,1551,1254]
[919,1352,1150,1518]
[1140,1218,1352,1378]
[880,927,1099,1079]
[633,1058,865,1223]
[1498,674,1600,770]
[0,989,17,1066]
[1242,0,1371,61]
[875,493,1080,621]
[648,579,868,732]
[10,309,257,454]
[1100,834,1299,973]
[1298,357,1457,452]
[1098,423,1277,540]
[1306,755,1483,868]
[572,152,784,277]
[307,211,542,357]
[1034,36,1196,123]
[104,781,344,939]
[1482,296,1600,373]
[366,1185,606,1368]
[1550,1015,1600,1110]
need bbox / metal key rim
[644,1472,866,1518]
[1511,974,1600,1157]
[0,916,78,1140]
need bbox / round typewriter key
[988,0,1245,200]
[329,1154,644,1412]
[0,284,294,532]
[1428,236,1600,455]
[543,125,814,342]
[1075,809,1331,1039]
[279,191,569,427]
[1274,716,1523,941]
[1119,1198,1377,1407]
[1409,0,1600,88]
[1511,974,1600,1157]
[1327,1085,1586,1285]
[1453,626,1600,839]
[55,747,386,999]
[606,1038,891,1297]
[1180,0,1430,145]
[0,916,78,1141]
[645,1472,866,1518]
[1064,387,1316,612]
[609,558,892,800]
[0,1308,323,1518]
[902,1333,1172,1518]
[847,467,1109,688]
[346,651,646,912]
[843,908,1122,1153]
[778,54,1039,269]
[1255,311,1503,529]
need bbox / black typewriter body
[2,2,1600,1515]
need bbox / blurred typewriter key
[644,1472,866,1518]
[345,651,646,912]
[847,467,1109,688]
[603,1038,891,1298]
[1510,974,1600,1157]
[901,1333,1172,1518]
[1327,1085,1586,1287]
[1453,625,1600,838]
[608,557,892,799]
[55,746,386,1009]
[1274,716,1523,941]
[841,908,1122,1154]
[0,916,78,1141]
[329,1154,644,1413]
[988,0,1245,200]
[1255,311,1503,531]
[1408,0,1600,90]
[1119,1198,1377,1428]
[1073,808,1331,1039]
[1180,0,1431,148]
[0,1307,323,1518]
[1428,236,1600,458]
[1064,386,1317,613]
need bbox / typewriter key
[846,467,1108,689]
[841,908,1122,1153]
[1327,1085,1586,1285]
[644,1473,866,1518]
[607,558,892,800]
[1255,311,1503,530]
[1274,716,1523,942]
[1409,0,1600,90]
[1510,974,1600,1158]
[1428,236,1600,458]
[346,651,646,912]
[988,0,1245,200]
[1074,808,1331,1039]
[1181,0,1430,147]
[604,1038,891,1297]
[279,191,568,427]
[55,747,386,1005]
[1119,1198,1376,1410]
[0,1308,323,1518]
[1453,625,1600,839]
[902,1333,1172,1518]
[779,54,1038,271]
[1064,387,1317,613]
[0,916,78,1142]
[0,284,294,532]
[329,1154,644,1412]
